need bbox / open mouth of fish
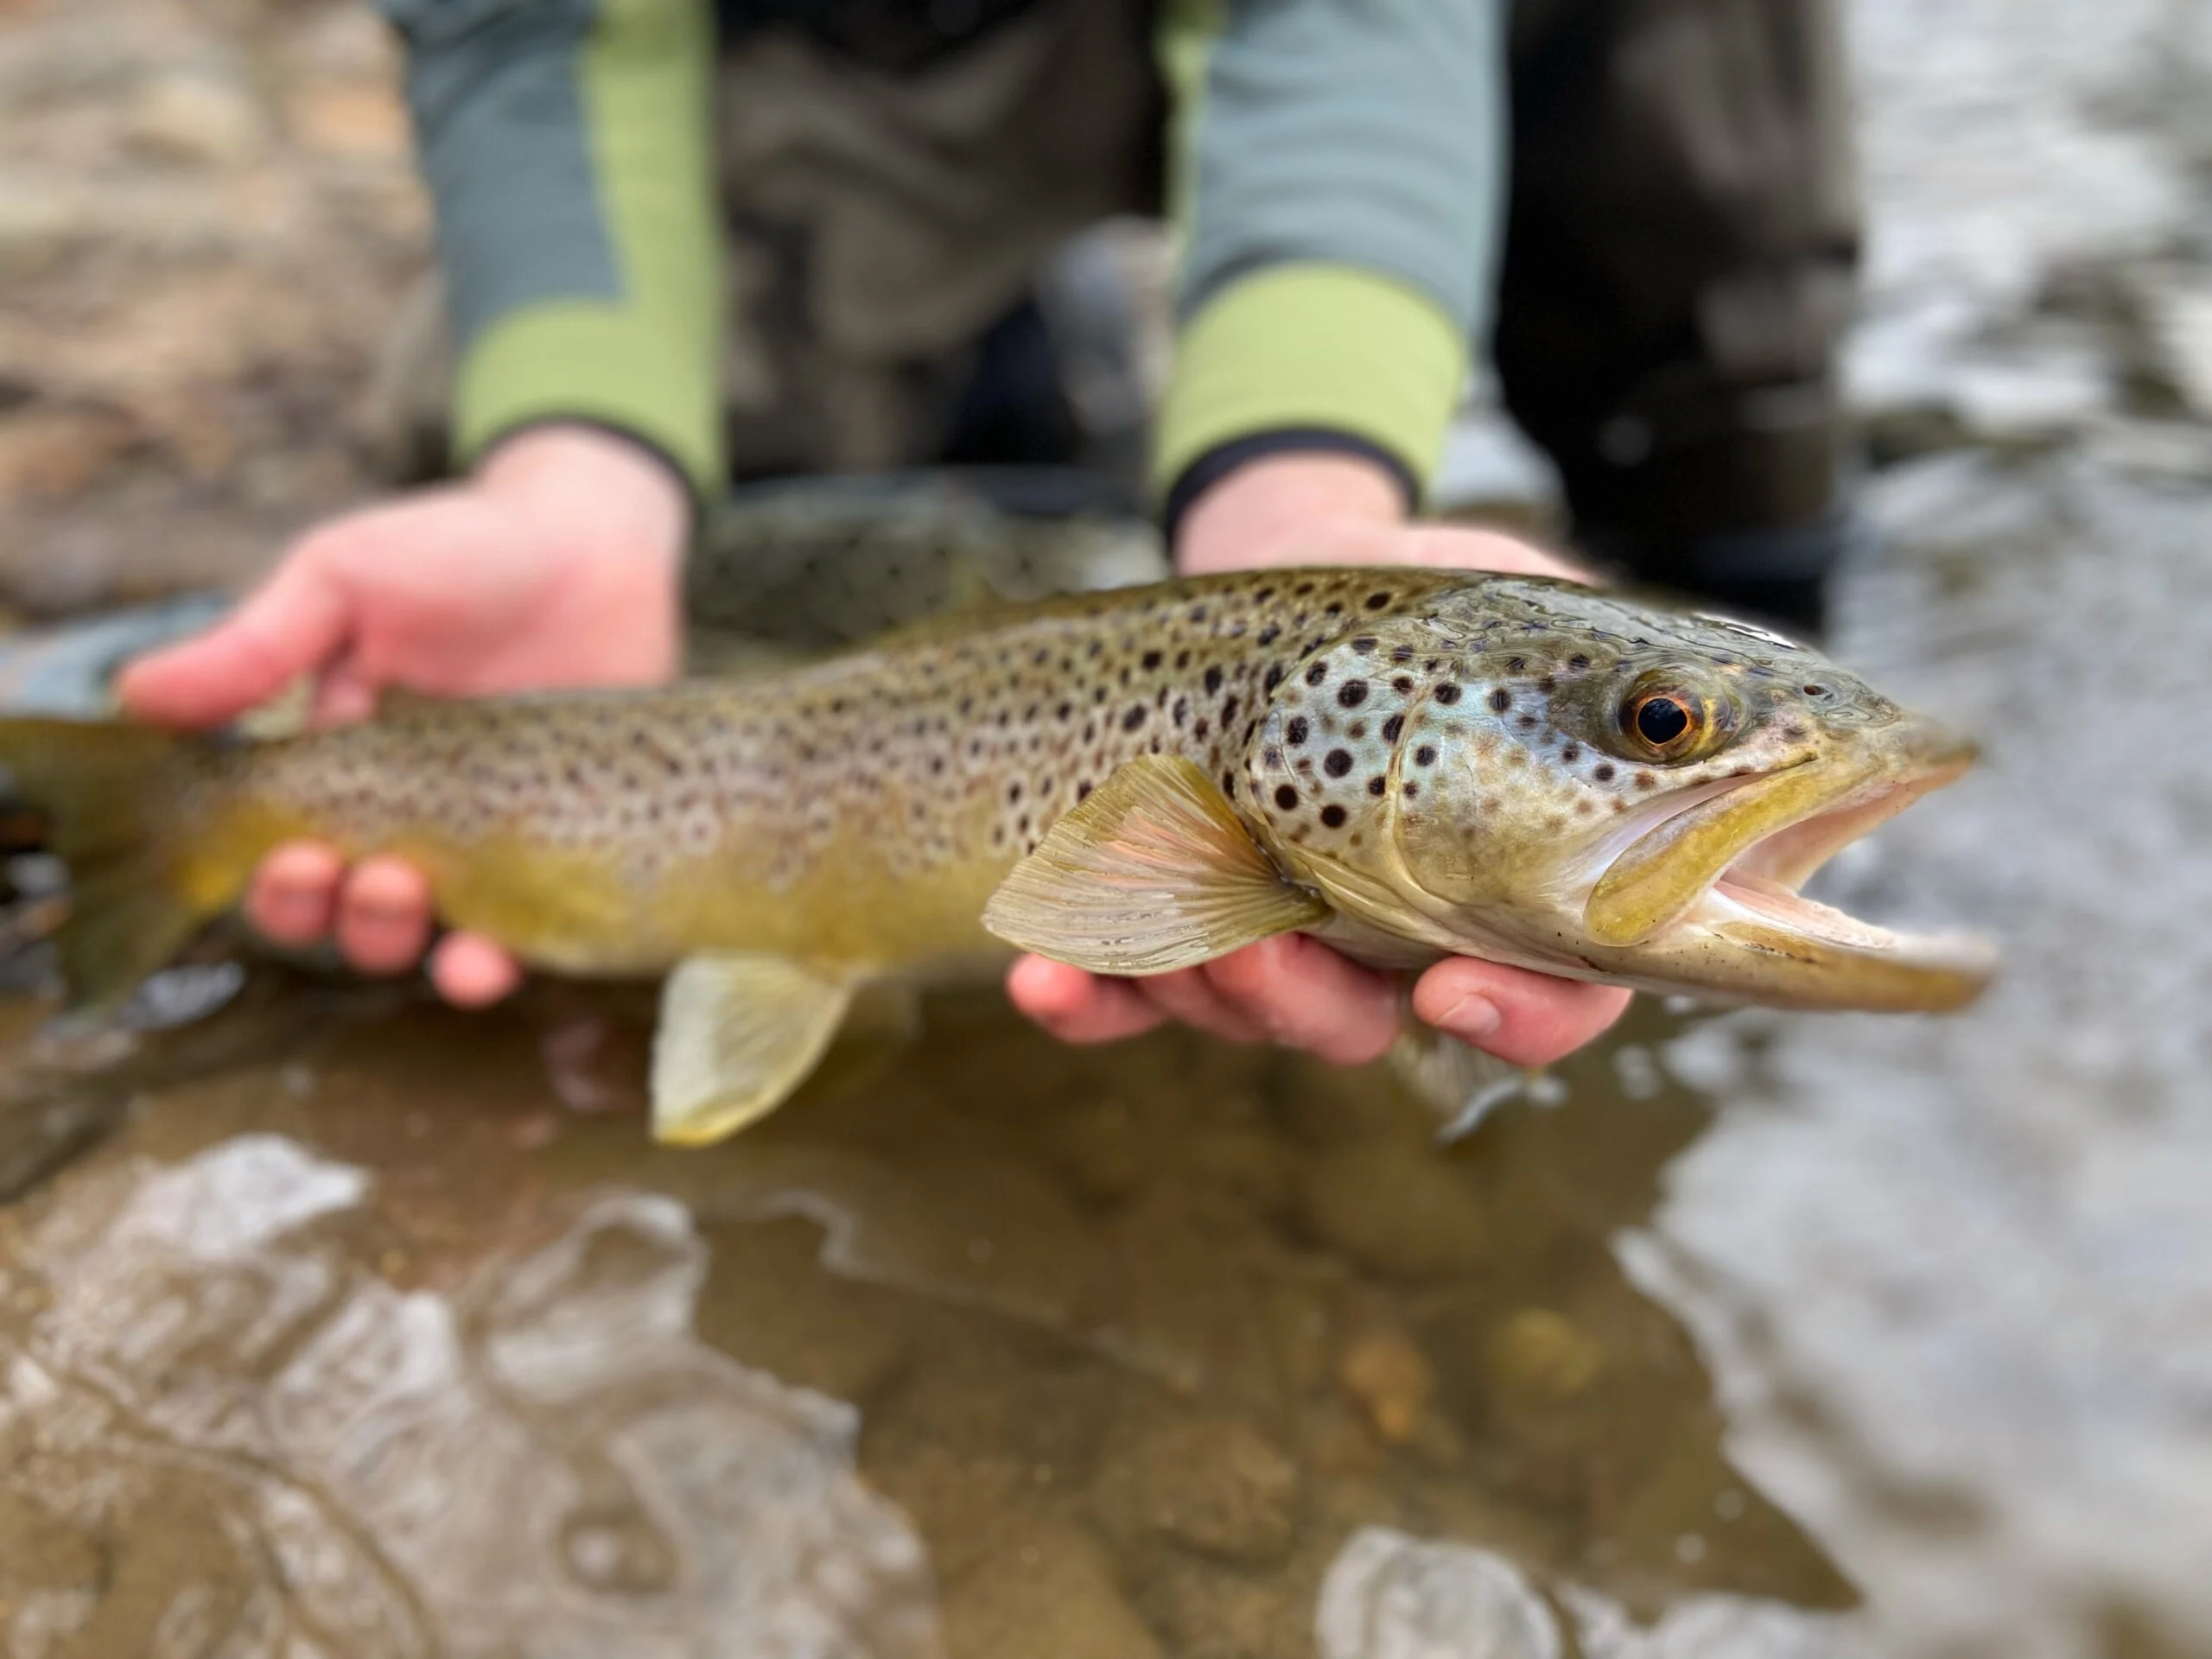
[1581,727,1995,1011]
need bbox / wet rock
[1148,1552,1318,1659]
[1097,1417,1302,1565]
[3,1136,943,1657]
[129,69,264,166]
[1338,1327,1436,1446]
[1315,1527,1560,1659]
[1562,1585,1872,1659]
[1298,1141,1489,1280]
[939,1519,1162,1659]
[2134,268,2212,418]
[1486,1309,1606,1414]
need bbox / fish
[0,568,1994,1147]
[687,469,1166,653]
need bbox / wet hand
[116,424,690,1007]
[1006,451,1632,1071]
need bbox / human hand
[117,423,689,1007]
[1007,451,1633,1071]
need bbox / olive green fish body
[214,569,1457,983]
[0,568,1993,1145]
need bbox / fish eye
[1618,682,1727,762]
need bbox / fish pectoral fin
[982,753,1329,976]
[651,954,855,1147]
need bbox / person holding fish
[100,0,1869,1090]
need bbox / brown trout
[0,569,1993,1144]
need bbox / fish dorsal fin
[651,954,855,1147]
[982,754,1329,976]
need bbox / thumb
[117,545,352,729]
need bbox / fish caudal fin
[651,952,857,1146]
[0,717,233,1010]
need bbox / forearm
[378,0,724,494]
[1153,0,1507,518]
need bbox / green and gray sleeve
[1154,0,1507,516]
[373,0,722,495]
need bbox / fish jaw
[1570,719,1996,1012]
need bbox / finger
[1403,525,1599,586]
[1132,965,1270,1045]
[116,542,353,728]
[1007,955,1166,1044]
[245,841,344,945]
[335,855,435,976]
[1198,933,1402,1065]
[1411,957,1632,1068]
[429,932,524,1007]
[310,650,381,727]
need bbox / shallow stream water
[3,0,2211,1655]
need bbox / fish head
[1241,576,1994,1012]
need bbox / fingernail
[1436,994,1502,1039]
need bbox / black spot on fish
[1007,782,1023,803]
[1392,675,1414,694]
[1305,662,1328,687]
[1435,683,1462,706]
[1324,749,1352,777]
[1487,688,1512,712]
[1368,775,1387,796]
[1287,716,1309,745]
[1382,714,1404,741]
[1338,680,1368,709]
[1223,696,1241,723]
[1568,654,1590,671]
[1257,625,1280,646]
[1403,780,1420,798]
[1507,657,1525,673]
[1205,666,1224,694]
[1057,702,1072,721]
[1319,804,1348,828]
[1560,743,1580,762]
[1222,769,1236,793]
[1593,763,1616,782]
[1274,785,1300,810]
[1414,746,1437,766]
[1173,697,1189,726]
[1077,780,1094,802]
[1263,665,1285,692]
[1516,713,1538,729]
[1142,650,1163,671]
[1365,592,1392,610]
[1351,637,1376,654]
[1176,650,1192,669]
[1188,606,1209,623]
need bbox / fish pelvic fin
[982,753,1330,976]
[651,953,858,1147]
[0,717,239,1010]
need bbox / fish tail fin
[0,717,240,1010]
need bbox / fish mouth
[1581,723,1995,1012]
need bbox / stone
[1315,1527,1560,1659]
[939,1520,1163,1659]
[1100,1417,1302,1566]
[129,70,264,166]
[1338,1327,1436,1446]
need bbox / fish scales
[0,567,1993,1145]
[216,569,1463,973]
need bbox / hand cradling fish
[0,569,1995,1146]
